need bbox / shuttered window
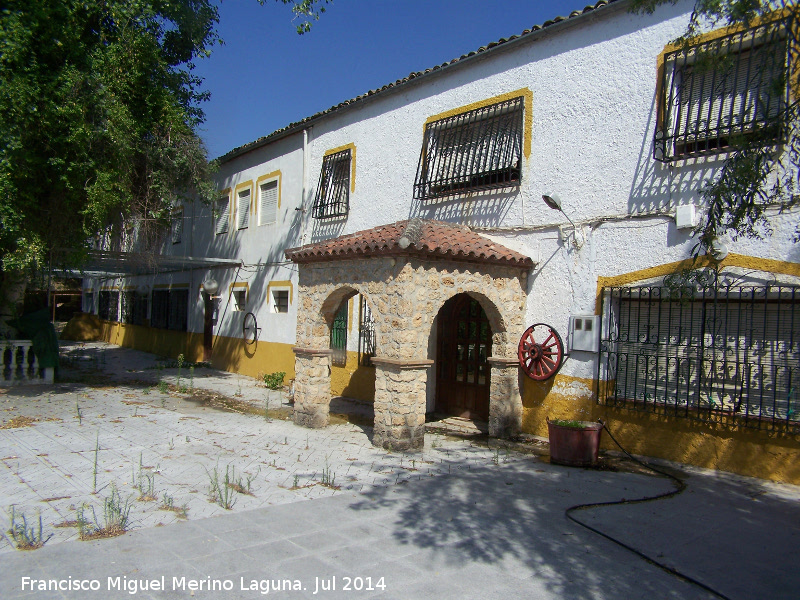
[656,16,790,161]
[215,196,229,235]
[237,189,250,229]
[259,180,278,226]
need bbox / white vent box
[675,204,698,230]
[570,315,600,353]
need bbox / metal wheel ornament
[518,323,564,381]
[243,312,259,345]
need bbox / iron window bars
[598,282,799,432]
[98,290,119,321]
[358,295,376,366]
[150,289,188,331]
[655,15,791,161]
[121,291,147,326]
[414,96,524,200]
[313,149,351,219]
[330,302,348,366]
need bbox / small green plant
[176,353,185,389]
[92,432,100,493]
[157,379,169,394]
[168,437,175,451]
[263,371,285,390]
[159,492,188,518]
[142,387,151,396]
[5,506,52,550]
[292,474,299,488]
[550,418,588,428]
[320,461,338,489]
[77,484,133,540]
[135,454,157,501]
[205,463,238,510]
[75,400,82,425]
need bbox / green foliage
[271,0,331,34]
[6,506,52,550]
[263,371,286,390]
[549,418,588,428]
[629,0,800,251]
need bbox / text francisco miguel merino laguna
[21,575,387,595]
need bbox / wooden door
[435,294,492,421]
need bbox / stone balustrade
[1,340,54,386]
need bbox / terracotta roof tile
[285,219,534,269]
[220,0,619,163]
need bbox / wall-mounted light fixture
[542,193,584,249]
[201,278,220,296]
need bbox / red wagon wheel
[518,323,564,381]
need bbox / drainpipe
[301,127,312,245]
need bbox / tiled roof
[220,0,621,163]
[285,219,535,268]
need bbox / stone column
[487,357,522,438]
[292,347,332,428]
[372,358,433,451]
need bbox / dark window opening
[655,16,790,161]
[313,149,351,219]
[330,302,348,367]
[98,291,119,321]
[599,283,800,432]
[273,290,289,313]
[358,295,376,366]
[150,289,188,331]
[121,291,148,326]
[414,96,524,200]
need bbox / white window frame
[270,288,291,314]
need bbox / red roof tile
[285,220,534,268]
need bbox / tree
[630,0,800,252]
[0,0,328,332]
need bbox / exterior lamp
[542,193,583,249]
[202,278,219,296]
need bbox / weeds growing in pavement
[134,454,157,501]
[159,492,188,518]
[205,463,238,510]
[92,432,100,493]
[77,484,133,540]
[5,506,52,550]
[320,461,338,489]
[75,400,82,425]
[157,379,169,394]
[176,354,185,390]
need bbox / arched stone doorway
[286,219,533,450]
[435,293,493,421]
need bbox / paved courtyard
[0,342,798,599]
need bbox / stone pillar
[372,358,433,451]
[292,347,332,428]
[487,357,522,438]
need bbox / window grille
[655,16,790,161]
[150,290,169,329]
[599,283,800,432]
[259,180,278,226]
[171,209,183,244]
[215,196,229,234]
[414,96,524,200]
[150,289,187,331]
[313,149,351,219]
[98,291,119,321]
[121,291,147,325]
[237,189,250,229]
[330,302,348,366]
[358,295,376,366]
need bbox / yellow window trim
[594,253,800,313]
[423,88,533,159]
[267,280,293,304]
[323,143,357,192]
[256,170,282,211]
[656,9,797,131]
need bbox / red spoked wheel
[518,323,564,381]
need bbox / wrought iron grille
[655,15,791,161]
[150,290,169,329]
[150,289,187,331]
[358,295,376,366]
[598,282,800,432]
[98,291,119,321]
[313,149,350,219]
[414,96,523,200]
[330,302,348,367]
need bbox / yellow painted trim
[323,143,357,192]
[424,88,533,159]
[255,170,283,214]
[99,287,120,291]
[595,253,800,313]
[267,280,294,304]
[656,9,797,131]
[348,296,354,331]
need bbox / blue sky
[195,0,599,159]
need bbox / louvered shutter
[237,189,250,229]
[215,197,229,234]
[259,180,278,225]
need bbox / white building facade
[83,0,800,483]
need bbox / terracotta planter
[547,419,603,467]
